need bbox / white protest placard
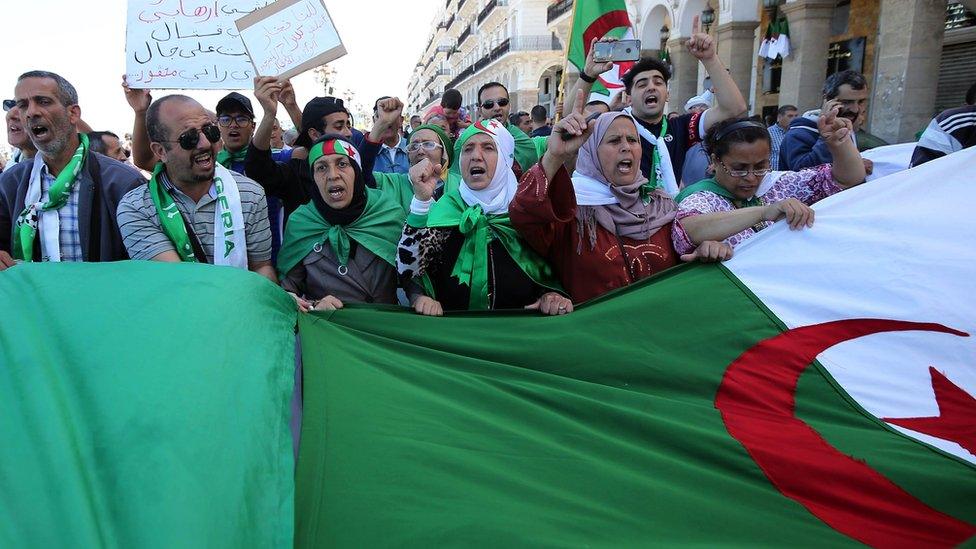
[235,0,346,81]
[125,0,276,89]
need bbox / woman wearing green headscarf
[371,123,462,211]
[396,120,572,315]
[277,135,441,315]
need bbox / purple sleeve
[763,164,841,205]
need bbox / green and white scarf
[13,133,89,262]
[148,162,248,267]
[215,146,248,169]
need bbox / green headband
[308,139,362,169]
[411,124,455,168]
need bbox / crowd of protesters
[2,29,975,317]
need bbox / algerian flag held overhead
[566,0,634,99]
[295,149,976,546]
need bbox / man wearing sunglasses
[0,71,145,271]
[475,82,538,175]
[115,95,276,284]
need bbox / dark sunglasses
[2,99,15,112]
[481,98,509,110]
[161,124,221,150]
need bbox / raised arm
[369,97,404,144]
[819,105,866,187]
[122,76,155,171]
[562,38,615,119]
[686,16,747,132]
[252,76,283,151]
[277,79,303,131]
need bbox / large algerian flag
[0,262,297,548]
[567,0,635,99]
[295,149,976,546]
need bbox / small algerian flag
[295,149,976,545]
[767,19,781,60]
[566,0,634,100]
[758,20,773,59]
[776,17,791,58]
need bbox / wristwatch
[580,71,597,83]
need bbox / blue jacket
[372,137,410,175]
[778,116,832,171]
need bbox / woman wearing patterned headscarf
[277,135,440,315]
[511,92,733,304]
[396,119,572,315]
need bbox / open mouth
[8,123,24,136]
[30,124,49,139]
[228,131,241,139]
[469,166,487,177]
[327,185,345,200]
[616,159,634,175]
[192,152,214,169]
[644,95,660,108]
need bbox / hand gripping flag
[295,149,976,546]
[567,0,635,99]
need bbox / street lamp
[701,7,715,34]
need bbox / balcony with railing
[457,0,468,12]
[477,0,508,25]
[458,23,474,46]
[547,0,573,24]
[443,34,561,89]
[439,14,456,31]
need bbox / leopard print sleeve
[397,224,451,279]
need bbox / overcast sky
[1,0,438,154]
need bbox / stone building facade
[408,0,976,143]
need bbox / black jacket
[0,152,145,261]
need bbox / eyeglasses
[480,98,509,110]
[217,114,253,127]
[718,160,771,179]
[160,124,222,150]
[2,99,15,112]
[406,141,444,153]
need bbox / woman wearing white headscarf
[511,92,732,303]
[396,119,571,314]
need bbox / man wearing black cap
[246,76,372,223]
[215,90,296,263]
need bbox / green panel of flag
[0,262,297,549]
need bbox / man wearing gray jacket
[0,70,143,270]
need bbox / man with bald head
[116,94,276,282]
[0,70,144,270]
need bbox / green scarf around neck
[674,177,763,208]
[147,162,201,262]
[277,187,406,278]
[13,133,89,261]
[425,189,562,310]
[216,146,248,169]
